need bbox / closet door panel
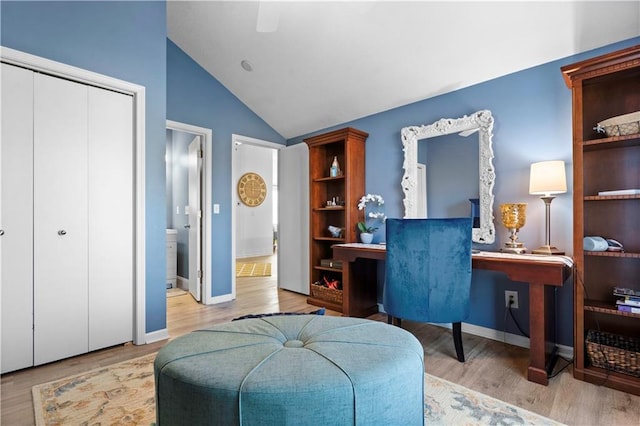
[33,74,89,365]
[87,87,134,350]
[1,64,35,373]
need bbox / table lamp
[529,160,567,255]
[500,203,527,254]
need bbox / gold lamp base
[501,242,527,254]
[532,245,564,255]
[500,203,528,255]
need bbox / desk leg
[527,281,549,385]
[346,258,378,318]
[341,260,352,316]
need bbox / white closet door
[33,73,89,365]
[87,86,134,350]
[1,64,35,373]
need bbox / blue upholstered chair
[384,218,473,362]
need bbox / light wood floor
[2,262,640,425]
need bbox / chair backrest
[384,218,472,324]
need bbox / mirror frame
[400,109,496,244]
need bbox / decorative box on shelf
[320,259,343,269]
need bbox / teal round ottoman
[154,315,424,425]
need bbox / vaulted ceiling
[167,1,640,139]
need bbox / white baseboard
[377,303,574,359]
[176,276,188,290]
[145,328,169,344]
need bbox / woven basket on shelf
[586,329,640,377]
[310,283,343,305]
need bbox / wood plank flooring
[2,263,640,425]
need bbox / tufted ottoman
[154,315,424,425]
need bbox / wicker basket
[585,330,640,377]
[310,283,343,305]
[597,111,640,137]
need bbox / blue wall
[1,1,169,333]
[289,37,640,346]
[166,39,286,297]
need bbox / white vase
[360,233,373,244]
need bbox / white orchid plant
[357,194,387,233]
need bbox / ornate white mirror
[400,110,496,244]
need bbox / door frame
[1,46,147,344]
[166,120,213,304]
[231,134,283,299]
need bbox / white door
[33,73,89,365]
[87,86,134,350]
[278,143,310,294]
[1,63,35,373]
[188,136,202,301]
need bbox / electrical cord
[507,303,529,339]
[502,301,510,346]
[508,295,575,379]
[548,356,573,379]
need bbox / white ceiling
[167,1,640,139]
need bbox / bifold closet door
[1,64,35,373]
[87,86,134,351]
[33,73,89,365]
[1,64,134,371]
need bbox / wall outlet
[505,290,519,309]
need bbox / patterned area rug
[32,354,564,425]
[33,354,156,425]
[235,262,272,277]
[423,373,565,425]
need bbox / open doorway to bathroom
[165,120,212,304]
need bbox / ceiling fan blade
[256,1,280,33]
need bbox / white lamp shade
[529,160,567,195]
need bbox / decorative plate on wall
[237,172,267,207]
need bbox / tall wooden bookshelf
[561,45,640,396]
[304,127,367,314]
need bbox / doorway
[165,120,212,304]
[231,135,309,299]
[234,142,278,287]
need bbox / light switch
[185,205,189,215]
[176,205,179,214]
[213,203,220,214]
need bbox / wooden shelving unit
[304,127,367,314]
[561,44,640,395]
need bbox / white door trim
[231,134,283,300]
[1,46,147,344]
[167,120,213,304]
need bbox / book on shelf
[618,294,640,302]
[613,287,640,297]
[616,298,640,307]
[598,189,640,196]
[617,304,640,314]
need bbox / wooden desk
[331,244,574,386]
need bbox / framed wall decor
[237,172,267,207]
